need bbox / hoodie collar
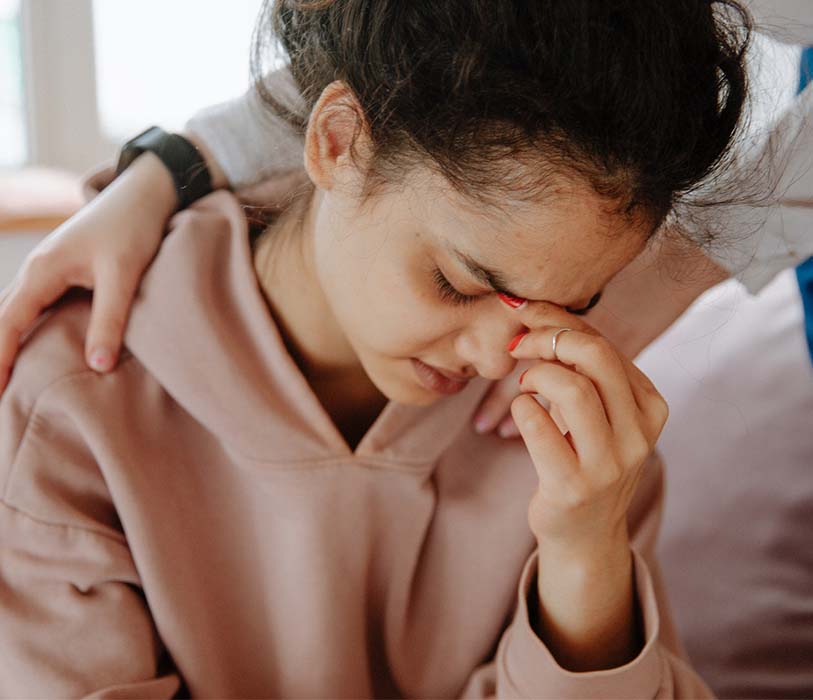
[124,192,493,468]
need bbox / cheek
[321,246,454,356]
[312,199,459,357]
[353,267,444,356]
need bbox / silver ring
[551,328,573,360]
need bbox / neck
[252,186,363,383]
[253,187,389,449]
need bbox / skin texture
[252,81,671,671]
[256,82,649,416]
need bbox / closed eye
[435,265,602,315]
[432,268,479,306]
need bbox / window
[92,0,265,140]
[0,0,26,167]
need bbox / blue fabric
[797,259,813,361]
[799,46,813,93]
[796,48,813,364]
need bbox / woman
[0,1,748,697]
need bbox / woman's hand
[470,233,728,439]
[504,303,668,671]
[0,152,179,393]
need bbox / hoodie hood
[123,191,493,466]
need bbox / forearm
[533,540,643,673]
[100,151,178,218]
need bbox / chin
[377,375,440,407]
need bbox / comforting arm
[0,68,303,395]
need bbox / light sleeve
[184,67,307,190]
[457,451,715,699]
[679,2,813,294]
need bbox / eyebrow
[450,247,602,311]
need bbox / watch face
[115,126,212,208]
[116,126,163,175]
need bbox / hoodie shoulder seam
[2,356,139,503]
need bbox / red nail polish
[506,332,528,352]
[518,369,529,385]
[498,292,527,309]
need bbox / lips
[411,358,471,395]
[427,364,471,382]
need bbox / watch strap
[115,126,213,210]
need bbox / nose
[453,306,527,381]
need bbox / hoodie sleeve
[0,375,182,699]
[457,451,715,700]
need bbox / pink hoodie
[0,191,713,698]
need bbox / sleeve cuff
[496,546,664,699]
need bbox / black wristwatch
[115,126,214,210]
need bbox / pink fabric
[0,191,711,698]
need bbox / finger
[518,360,613,465]
[510,298,661,432]
[511,300,598,337]
[510,327,640,438]
[510,393,578,487]
[0,271,74,393]
[84,264,141,372]
[496,415,521,439]
[472,378,517,434]
[472,361,528,433]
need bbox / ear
[304,81,368,191]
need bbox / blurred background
[1,0,264,171]
[0,0,265,282]
[0,1,801,253]
[1,3,813,698]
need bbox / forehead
[412,172,650,306]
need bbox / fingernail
[497,292,528,310]
[506,332,528,352]
[518,369,529,385]
[89,348,113,372]
[473,413,495,434]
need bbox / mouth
[411,358,471,395]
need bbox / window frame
[20,0,115,173]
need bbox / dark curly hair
[250,0,751,234]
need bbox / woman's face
[307,163,651,407]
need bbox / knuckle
[628,433,652,466]
[584,335,616,364]
[562,478,591,509]
[603,457,626,483]
[656,393,669,420]
[22,250,53,277]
